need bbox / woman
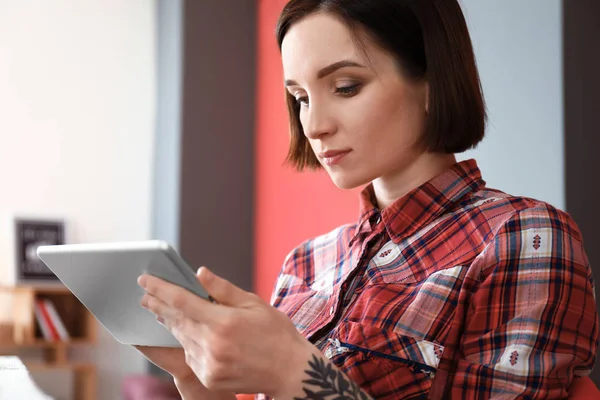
[136,0,599,398]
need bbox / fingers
[138,274,221,324]
[141,292,181,322]
[141,292,210,358]
[196,267,256,307]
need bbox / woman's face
[281,13,429,190]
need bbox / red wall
[254,0,359,300]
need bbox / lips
[318,149,352,166]
[319,149,352,159]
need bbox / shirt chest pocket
[324,321,443,399]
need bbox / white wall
[458,0,565,210]
[0,0,155,399]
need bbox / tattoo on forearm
[293,354,372,400]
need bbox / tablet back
[36,240,203,347]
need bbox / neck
[372,152,457,210]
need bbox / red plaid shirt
[263,159,598,399]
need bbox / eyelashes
[295,84,362,107]
[335,84,360,96]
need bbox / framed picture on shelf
[14,218,65,284]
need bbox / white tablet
[36,240,209,347]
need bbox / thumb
[196,266,254,307]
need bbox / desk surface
[0,356,53,400]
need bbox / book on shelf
[33,299,70,342]
[42,299,70,341]
[33,300,55,341]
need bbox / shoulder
[465,187,583,244]
[480,190,584,247]
[471,189,590,279]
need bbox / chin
[328,170,371,190]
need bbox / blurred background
[0,0,598,399]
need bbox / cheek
[353,90,421,148]
[369,90,426,145]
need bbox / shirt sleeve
[449,205,599,398]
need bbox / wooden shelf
[0,338,94,348]
[0,285,97,399]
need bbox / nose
[303,102,337,140]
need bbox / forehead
[281,13,363,79]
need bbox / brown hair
[276,0,486,171]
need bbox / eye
[295,96,309,107]
[335,84,361,97]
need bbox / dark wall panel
[564,0,600,385]
[179,0,256,292]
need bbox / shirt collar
[355,159,486,244]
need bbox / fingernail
[202,268,214,283]
[137,275,147,288]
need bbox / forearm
[174,376,237,400]
[274,346,374,400]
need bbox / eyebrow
[284,60,366,87]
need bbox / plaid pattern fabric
[259,159,598,399]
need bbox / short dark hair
[276,0,487,171]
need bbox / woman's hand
[133,345,193,381]
[137,267,316,397]
[134,343,236,400]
